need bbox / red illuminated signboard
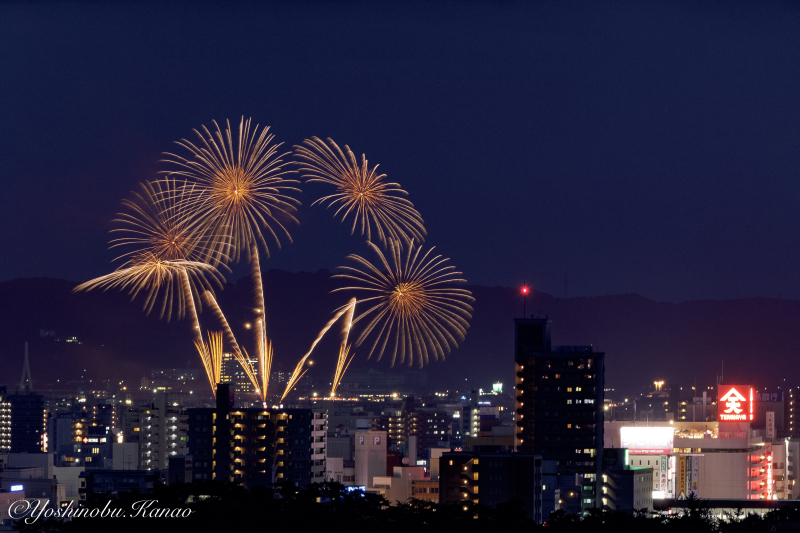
[767,452,773,499]
[718,385,754,422]
[765,442,774,500]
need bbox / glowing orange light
[522,287,529,294]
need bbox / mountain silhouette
[1,274,798,397]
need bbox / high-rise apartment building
[120,394,188,470]
[8,391,46,453]
[514,318,604,510]
[188,384,325,487]
[0,387,11,453]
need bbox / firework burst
[333,240,473,368]
[110,178,218,265]
[294,137,426,246]
[74,179,225,324]
[161,117,301,263]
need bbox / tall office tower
[514,318,604,511]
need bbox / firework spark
[161,117,301,263]
[195,330,224,396]
[294,137,426,246]
[280,298,356,402]
[333,240,474,368]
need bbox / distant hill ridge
[1,274,799,396]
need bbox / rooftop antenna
[19,342,33,392]
[521,286,529,318]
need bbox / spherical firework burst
[109,178,221,265]
[74,179,225,323]
[294,137,426,246]
[161,117,301,263]
[333,240,473,368]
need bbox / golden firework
[333,240,473,368]
[195,330,224,395]
[256,326,273,403]
[294,137,426,246]
[203,290,260,394]
[74,254,224,322]
[161,117,301,263]
[74,179,225,324]
[280,298,356,402]
[110,178,218,265]
[331,343,355,397]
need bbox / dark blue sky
[2,1,800,302]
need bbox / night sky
[2,1,800,303]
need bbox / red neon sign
[718,385,754,422]
[765,442,773,500]
[767,453,773,499]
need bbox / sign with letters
[766,411,775,439]
[718,385,754,422]
[620,427,673,454]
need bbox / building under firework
[187,384,327,487]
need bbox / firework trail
[195,330,224,396]
[181,268,202,344]
[161,117,301,263]
[294,137,426,246]
[251,245,266,362]
[280,298,356,402]
[203,290,260,395]
[331,344,355,397]
[257,328,273,403]
[333,240,474,368]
